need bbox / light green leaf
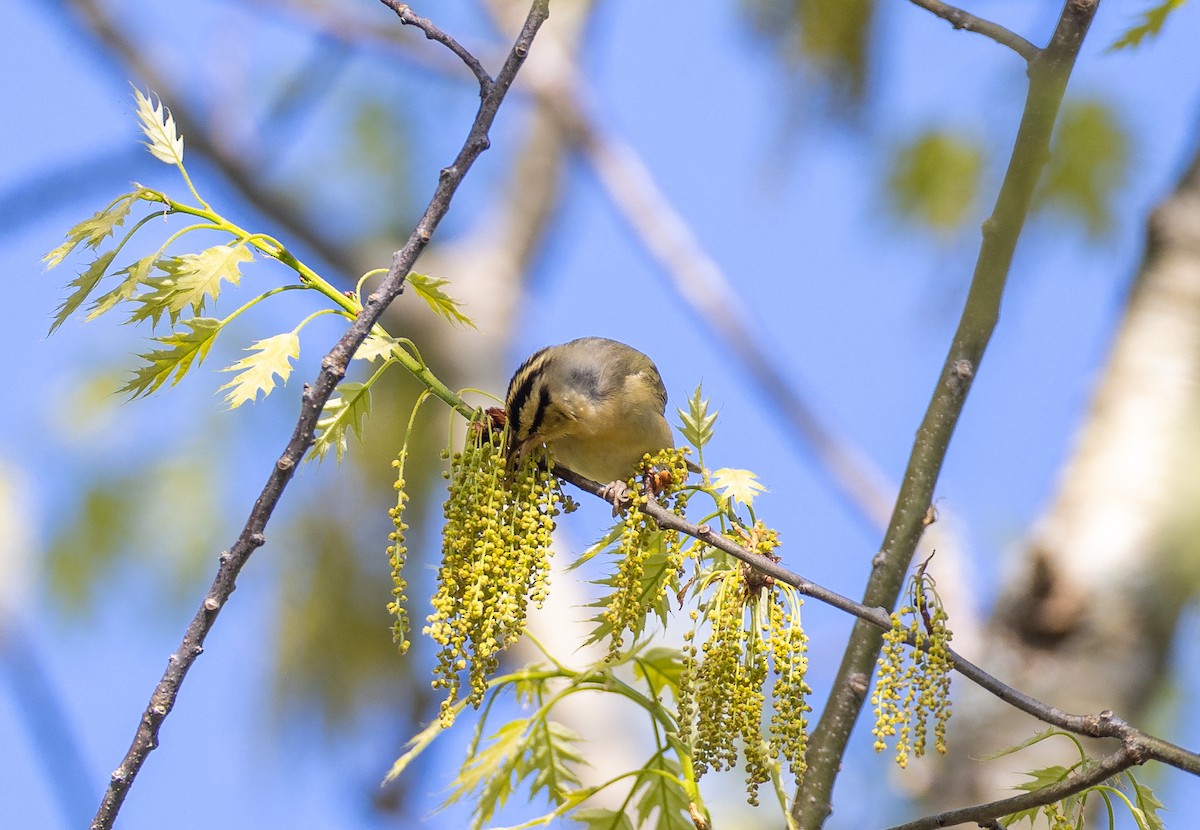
[631,646,685,700]
[1110,0,1187,50]
[631,753,692,830]
[133,87,185,165]
[87,255,157,320]
[448,718,529,828]
[527,720,585,805]
[1013,765,1072,793]
[308,382,371,464]
[353,333,396,362]
[220,332,300,408]
[50,250,117,335]
[43,193,137,269]
[406,271,476,328]
[572,808,635,830]
[1036,100,1130,238]
[129,244,253,326]
[1131,777,1166,830]
[676,385,717,450]
[887,130,984,237]
[583,534,676,648]
[712,467,767,507]
[384,715,452,784]
[120,317,222,399]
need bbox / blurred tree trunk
[927,135,1200,808]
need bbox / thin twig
[555,465,1200,781]
[797,1,1101,825]
[906,0,1041,62]
[378,0,493,90]
[883,744,1142,830]
[87,3,550,829]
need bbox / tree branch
[883,744,1142,830]
[555,466,1200,782]
[87,4,550,829]
[797,2,1100,825]
[906,0,1041,62]
[378,0,493,89]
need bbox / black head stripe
[525,384,552,439]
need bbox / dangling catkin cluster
[677,523,811,805]
[871,565,954,768]
[425,419,561,725]
[604,447,691,658]
[386,454,411,654]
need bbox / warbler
[504,337,674,487]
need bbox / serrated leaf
[353,333,396,362]
[87,255,157,320]
[49,250,117,335]
[120,317,222,399]
[1110,0,1187,50]
[308,382,371,464]
[129,244,253,326]
[384,715,451,784]
[631,753,692,830]
[447,718,529,828]
[583,534,676,648]
[43,193,137,269]
[676,385,717,450]
[712,467,766,507]
[1131,777,1166,830]
[631,647,685,700]
[573,808,635,830]
[1013,765,1071,792]
[406,271,476,328]
[981,728,1071,762]
[133,87,185,165]
[219,332,300,408]
[528,720,585,805]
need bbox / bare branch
[555,465,1200,782]
[906,0,1041,62]
[87,3,550,828]
[798,2,1102,824]
[378,0,493,89]
[883,745,1141,830]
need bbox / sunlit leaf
[407,272,476,328]
[1110,0,1188,50]
[1035,99,1130,238]
[120,317,223,399]
[49,250,117,335]
[129,244,253,326]
[572,808,635,830]
[133,87,185,165]
[712,467,767,507]
[87,255,157,320]
[1012,765,1071,792]
[887,130,984,237]
[584,535,676,647]
[632,753,693,830]
[43,192,137,269]
[308,382,371,464]
[220,332,300,408]
[677,385,717,450]
[631,646,685,700]
[384,715,450,784]
[353,333,396,362]
[1131,776,1166,830]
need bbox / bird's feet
[599,479,632,516]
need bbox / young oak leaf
[49,250,117,335]
[87,255,157,321]
[219,332,300,408]
[712,467,767,508]
[353,333,396,362]
[120,317,222,399]
[406,272,476,328]
[677,385,717,450]
[1110,0,1187,51]
[129,244,253,326]
[308,382,371,464]
[43,193,137,269]
[133,87,184,166]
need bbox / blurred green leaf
[742,0,875,106]
[1035,99,1131,238]
[1110,0,1188,51]
[887,130,985,237]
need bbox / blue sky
[3,0,1199,828]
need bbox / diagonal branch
[557,466,1200,781]
[883,744,1141,830]
[906,0,1041,62]
[87,3,550,829]
[378,0,493,89]
[797,1,1101,826]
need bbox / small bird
[504,337,674,488]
